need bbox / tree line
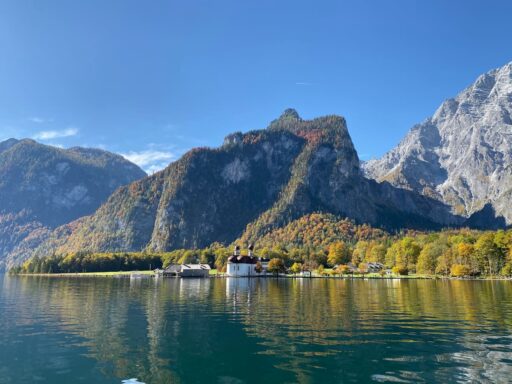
[10,227,512,277]
[9,251,162,274]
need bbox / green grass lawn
[19,270,155,277]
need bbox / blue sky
[0,0,511,173]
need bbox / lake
[1,275,511,383]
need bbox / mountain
[29,110,465,258]
[363,62,512,226]
[0,139,146,270]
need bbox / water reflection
[1,275,512,383]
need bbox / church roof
[227,255,258,264]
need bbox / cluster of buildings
[157,244,270,278]
[156,245,385,278]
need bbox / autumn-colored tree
[290,262,302,275]
[178,250,197,265]
[302,260,317,277]
[334,264,350,276]
[501,262,512,276]
[352,241,369,266]
[327,241,349,266]
[214,248,231,271]
[267,258,286,276]
[435,249,452,275]
[456,242,474,265]
[475,233,504,275]
[451,264,471,277]
[358,262,368,276]
[385,241,400,268]
[368,242,387,263]
[396,237,421,271]
[385,237,420,271]
[417,242,445,274]
[392,265,408,276]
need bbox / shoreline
[9,271,512,281]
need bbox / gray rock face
[363,62,512,224]
[32,110,465,259]
[0,139,147,270]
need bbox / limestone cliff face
[34,110,464,257]
[0,139,146,270]
[364,62,512,225]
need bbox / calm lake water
[1,275,512,383]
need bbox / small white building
[226,244,261,277]
[162,264,210,278]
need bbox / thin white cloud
[295,82,315,86]
[120,149,176,174]
[28,117,53,124]
[33,127,79,140]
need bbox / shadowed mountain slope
[0,139,146,270]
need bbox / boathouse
[162,264,211,278]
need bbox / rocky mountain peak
[363,61,512,224]
[281,108,301,120]
[267,108,302,130]
[0,138,20,153]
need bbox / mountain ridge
[363,61,512,224]
[27,110,471,260]
[0,139,147,270]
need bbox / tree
[327,241,350,266]
[214,248,231,271]
[352,241,369,266]
[451,264,471,277]
[200,249,215,266]
[475,233,504,275]
[385,241,400,267]
[500,241,512,276]
[392,265,408,276]
[334,264,350,276]
[368,243,387,263]
[436,250,452,275]
[396,237,421,271]
[311,250,327,267]
[456,242,474,265]
[290,262,303,275]
[178,250,197,265]
[302,260,317,277]
[501,262,512,277]
[417,243,445,274]
[267,258,285,276]
[255,261,263,274]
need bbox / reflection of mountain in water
[2,277,512,383]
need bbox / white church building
[226,244,268,277]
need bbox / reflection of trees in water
[5,277,512,383]
[10,276,181,383]
[222,279,512,382]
